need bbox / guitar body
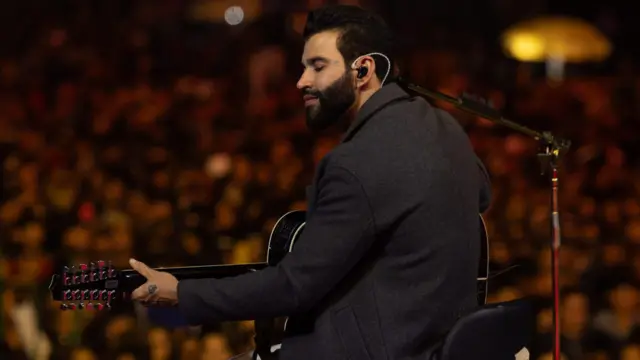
[266,211,306,266]
[477,215,489,305]
[266,210,490,306]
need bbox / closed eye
[302,56,330,73]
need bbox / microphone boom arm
[397,77,571,160]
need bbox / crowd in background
[1,0,640,359]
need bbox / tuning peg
[86,303,103,310]
[97,260,106,280]
[107,261,116,278]
[79,264,87,282]
[83,301,112,311]
[73,290,81,300]
[62,266,70,285]
[64,290,73,301]
[90,262,96,282]
[60,303,77,310]
[69,265,80,284]
[68,266,76,284]
[79,264,88,283]
[82,290,90,300]
[78,303,85,310]
[62,266,69,285]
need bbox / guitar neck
[120,262,269,291]
[49,262,269,301]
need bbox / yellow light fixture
[501,16,613,81]
[502,33,546,62]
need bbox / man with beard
[128,5,492,360]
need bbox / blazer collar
[341,83,412,143]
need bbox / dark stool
[438,298,535,360]
[232,298,535,360]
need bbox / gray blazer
[178,83,492,360]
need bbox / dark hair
[303,5,397,85]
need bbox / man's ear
[354,56,376,87]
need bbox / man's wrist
[172,281,180,305]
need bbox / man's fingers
[132,285,158,302]
[129,258,153,279]
[131,283,149,301]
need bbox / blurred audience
[1,1,640,359]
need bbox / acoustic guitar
[49,210,489,309]
[50,210,489,360]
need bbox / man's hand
[129,258,179,307]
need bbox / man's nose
[297,70,312,90]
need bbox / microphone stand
[397,78,571,360]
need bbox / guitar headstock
[49,260,123,311]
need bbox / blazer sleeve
[177,164,376,324]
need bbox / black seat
[438,298,535,360]
[232,298,536,360]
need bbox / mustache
[302,88,322,98]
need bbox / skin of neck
[346,76,382,122]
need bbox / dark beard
[304,71,355,132]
